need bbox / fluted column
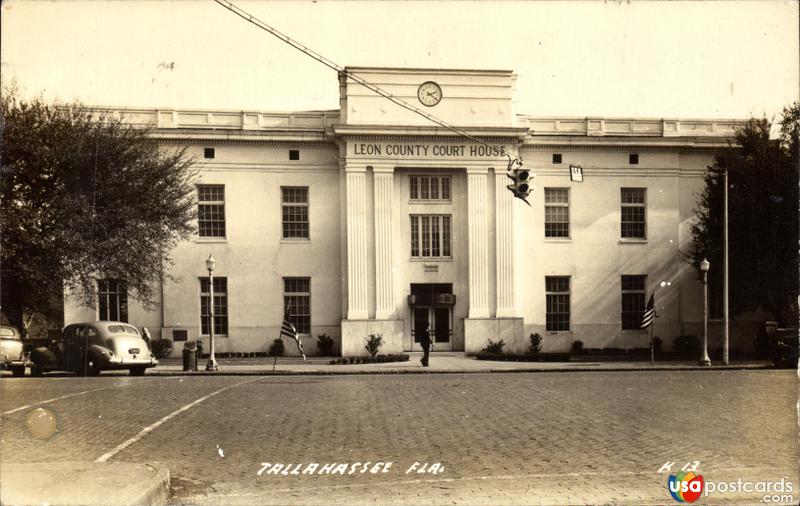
[346,165,368,320]
[467,168,490,318]
[495,171,516,317]
[374,166,394,319]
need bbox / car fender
[87,345,113,368]
[30,347,58,369]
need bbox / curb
[0,461,170,506]
[141,364,774,377]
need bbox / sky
[1,0,798,120]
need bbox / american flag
[640,293,656,329]
[280,304,306,360]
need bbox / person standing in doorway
[141,327,151,350]
[420,324,432,367]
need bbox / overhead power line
[212,0,520,167]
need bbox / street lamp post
[205,254,219,371]
[700,258,711,366]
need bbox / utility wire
[213,0,520,167]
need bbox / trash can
[183,341,198,371]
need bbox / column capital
[466,167,490,176]
[372,165,395,174]
[345,163,368,173]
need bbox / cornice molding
[520,140,732,152]
[333,124,529,140]
[157,136,335,148]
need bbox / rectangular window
[289,149,300,160]
[410,215,451,258]
[621,275,647,330]
[409,175,451,201]
[281,187,309,239]
[545,276,570,331]
[203,148,215,159]
[621,188,646,239]
[544,188,570,238]
[284,277,311,334]
[98,279,128,322]
[197,184,225,238]
[552,153,562,164]
[200,277,228,336]
[629,153,639,165]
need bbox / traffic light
[506,157,532,206]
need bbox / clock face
[417,81,442,107]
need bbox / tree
[689,103,799,323]
[1,91,197,334]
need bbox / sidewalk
[1,462,169,506]
[149,353,774,375]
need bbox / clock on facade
[417,81,442,107]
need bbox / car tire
[31,365,44,377]
[130,367,146,377]
[11,366,25,377]
[85,363,101,376]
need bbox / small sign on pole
[569,164,583,182]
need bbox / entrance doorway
[409,284,454,351]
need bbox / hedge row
[330,354,410,365]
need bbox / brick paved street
[1,370,797,505]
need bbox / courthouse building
[65,67,752,356]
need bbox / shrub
[571,340,584,354]
[268,338,285,357]
[317,333,335,356]
[364,333,384,357]
[528,333,542,354]
[151,339,173,359]
[673,334,699,355]
[482,339,505,354]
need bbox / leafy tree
[689,103,799,323]
[1,91,197,334]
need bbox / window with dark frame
[204,148,215,159]
[545,276,570,331]
[289,149,300,160]
[552,153,562,164]
[200,277,228,336]
[621,188,646,239]
[281,187,309,239]
[621,275,647,330]
[629,153,639,165]
[409,175,451,201]
[197,185,226,238]
[283,277,311,334]
[98,279,128,322]
[544,188,570,238]
[410,215,451,258]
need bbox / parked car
[30,321,158,376]
[1,325,29,377]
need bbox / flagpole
[650,321,655,366]
[723,168,730,365]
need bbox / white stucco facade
[64,67,755,357]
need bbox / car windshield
[107,325,140,335]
